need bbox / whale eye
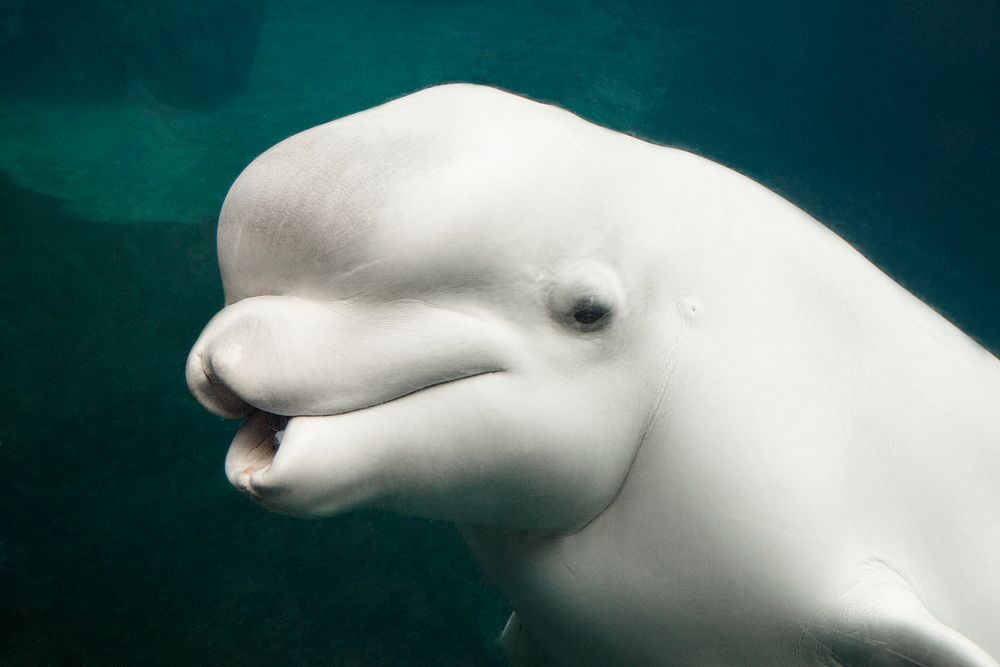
[571,297,612,330]
[545,260,626,338]
[546,261,625,335]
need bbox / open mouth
[259,410,290,454]
[225,369,503,496]
[225,410,288,495]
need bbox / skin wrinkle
[564,356,666,539]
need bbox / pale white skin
[187,85,1000,665]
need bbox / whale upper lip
[310,367,505,418]
[248,367,504,445]
[188,295,516,421]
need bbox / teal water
[2,2,997,664]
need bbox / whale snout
[186,294,514,421]
[186,344,254,419]
[185,292,525,516]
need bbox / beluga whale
[186,84,1000,665]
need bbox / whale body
[187,84,1000,665]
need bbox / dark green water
[2,1,997,664]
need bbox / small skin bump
[678,296,704,324]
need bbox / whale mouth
[225,410,288,492]
[259,411,290,452]
[225,369,503,495]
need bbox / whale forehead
[218,85,637,302]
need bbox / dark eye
[545,262,624,335]
[571,297,611,330]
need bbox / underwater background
[1,1,998,664]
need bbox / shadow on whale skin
[186,84,1000,666]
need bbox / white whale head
[187,84,1000,665]
[186,84,686,531]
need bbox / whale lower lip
[233,369,504,478]
[225,410,286,493]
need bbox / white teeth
[274,429,286,445]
